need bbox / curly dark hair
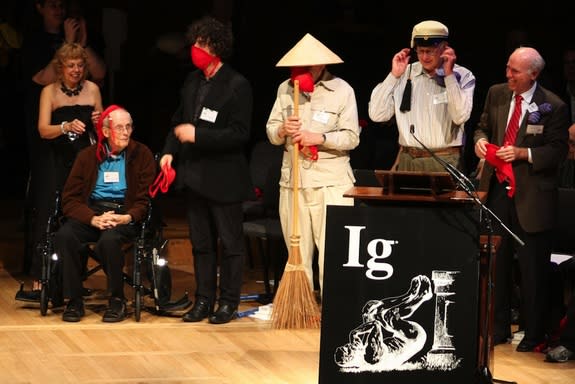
[186,16,233,60]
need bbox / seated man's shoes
[62,298,85,322]
[182,299,212,322]
[102,297,127,323]
[516,338,540,352]
[545,345,575,363]
[209,303,237,324]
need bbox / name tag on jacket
[526,124,544,135]
[200,107,218,123]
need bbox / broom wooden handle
[291,80,300,240]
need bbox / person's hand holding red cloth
[149,162,176,198]
[298,143,318,160]
[485,143,515,197]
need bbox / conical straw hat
[276,33,343,67]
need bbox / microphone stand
[410,126,521,384]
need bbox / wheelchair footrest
[15,282,41,303]
[157,292,192,312]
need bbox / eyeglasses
[416,47,439,57]
[110,124,133,134]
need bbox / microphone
[409,125,477,195]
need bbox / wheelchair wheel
[40,282,49,316]
[134,288,142,322]
[39,241,53,316]
[156,266,172,308]
[133,248,143,322]
[145,260,172,308]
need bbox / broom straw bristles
[271,246,321,329]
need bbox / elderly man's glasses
[415,47,439,57]
[110,124,133,134]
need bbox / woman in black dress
[19,42,102,298]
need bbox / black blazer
[474,83,569,232]
[162,64,254,203]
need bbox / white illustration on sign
[334,271,462,373]
[426,270,462,370]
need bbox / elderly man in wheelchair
[54,105,156,322]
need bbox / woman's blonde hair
[52,42,89,81]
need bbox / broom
[271,79,321,329]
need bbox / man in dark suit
[474,47,570,352]
[159,16,253,324]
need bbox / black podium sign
[319,203,481,384]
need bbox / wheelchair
[38,191,191,321]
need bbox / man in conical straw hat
[266,33,360,296]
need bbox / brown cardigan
[61,140,156,225]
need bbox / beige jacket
[266,70,360,189]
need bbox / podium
[318,171,489,384]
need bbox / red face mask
[190,45,220,77]
[290,67,314,93]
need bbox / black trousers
[54,218,137,300]
[488,179,552,343]
[185,189,245,307]
[26,140,55,279]
[28,152,75,279]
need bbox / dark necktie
[503,94,523,145]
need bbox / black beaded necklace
[60,82,83,97]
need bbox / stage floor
[0,197,572,383]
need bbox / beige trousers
[279,183,354,294]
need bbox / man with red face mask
[159,16,253,324]
[266,33,360,296]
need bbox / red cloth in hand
[485,143,515,197]
[298,143,318,161]
[149,163,176,198]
